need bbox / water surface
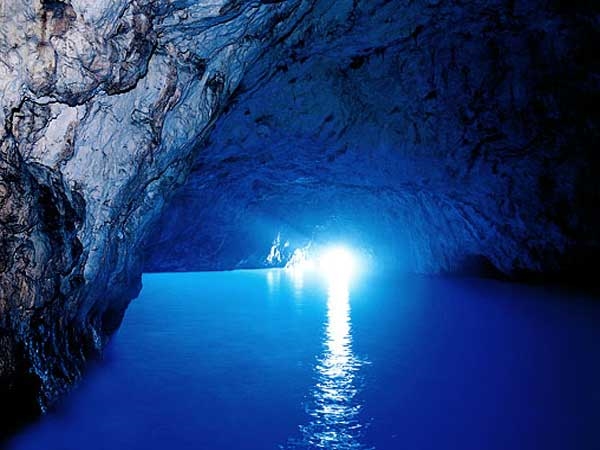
[8,270,600,450]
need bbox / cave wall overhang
[0,0,317,428]
[144,0,600,279]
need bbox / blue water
[8,270,600,450]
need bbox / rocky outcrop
[0,0,315,436]
[145,0,600,280]
[0,135,84,431]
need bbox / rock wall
[145,0,600,279]
[0,0,314,435]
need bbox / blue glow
[285,244,360,287]
[7,271,600,450]
[318,245,358,282]
[290,269,369,449]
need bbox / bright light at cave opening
[318,246,357,281]
[284,244,359,285]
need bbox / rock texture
[0,0,599,438]
[0,0,315,436]
[145,0,600,279]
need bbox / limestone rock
[0,0,314,435]
[146,0,599,279]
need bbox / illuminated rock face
[0,0,313,431]
[146,0,599,277]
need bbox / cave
[1,0,599,448]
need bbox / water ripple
[285,277,372,450]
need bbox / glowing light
[287,259,369,448]
[282,244,360,290]
[318,246,357,281]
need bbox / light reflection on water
[285,273,372,449]
[9,271,600,450]
[288,268,305,299]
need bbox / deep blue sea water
[7,269,600,450]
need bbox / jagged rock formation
[0,0,315,436]
[145,0,600,278]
